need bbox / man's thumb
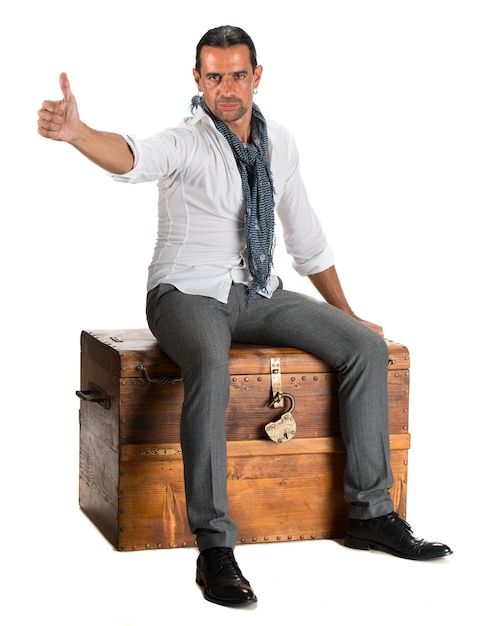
[59,72,73,100]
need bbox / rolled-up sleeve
[272,129,334,276]
[110,127,196,184]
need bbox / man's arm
[37,72,134,175]
[309,266,384,336]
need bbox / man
[38,25,452,608]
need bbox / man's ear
[192,68,201,90]
[253,64,263,90]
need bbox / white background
[2,1,478,624]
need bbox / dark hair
[195,25,258,73]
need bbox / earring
[253,88,258,95]
[198,90,204,97]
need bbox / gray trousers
[146,282,394,551]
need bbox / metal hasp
[270,356,284,408]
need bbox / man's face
[193,44,262,126]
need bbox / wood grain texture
[78,330,410,551]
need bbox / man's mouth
[217,100,240,110]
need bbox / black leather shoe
[196,547,257,607]
[345,512,453,560]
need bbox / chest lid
[81,329,409,379]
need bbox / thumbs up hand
[37,72,81,142]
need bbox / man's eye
[235,73,246,80]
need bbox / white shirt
[111,108,334,303]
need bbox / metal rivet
[313,376,318,381]
[252,537,257,542]
[276,536,281,541]
[264,536,269,541]
[244,377,249,382]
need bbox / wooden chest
[78,329,410,552]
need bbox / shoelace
[213,549,244,578]
[387,512,425,546]
[388,512,413,535]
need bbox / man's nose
[219,76,237,96]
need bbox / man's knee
[357,329,389,370]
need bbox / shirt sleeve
[273,129,335,276]
[110,126,197,184]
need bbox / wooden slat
[121,434,410,462]
[114,440,409,550]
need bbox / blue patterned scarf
[191,95,276,305]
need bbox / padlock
[265,392,297,443]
